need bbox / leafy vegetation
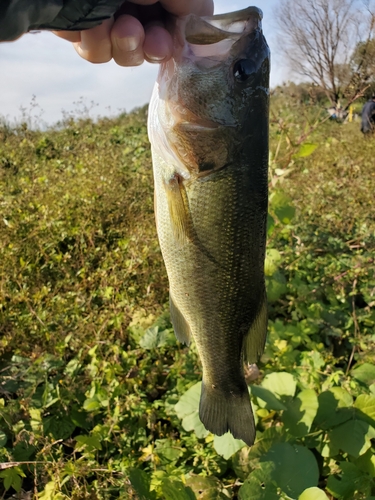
[0,93,374,499]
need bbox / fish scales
[148,6,270,446]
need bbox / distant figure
[361,95,375,134]
[327,105,347,122]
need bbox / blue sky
[0,0,284,126]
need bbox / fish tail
[199,381,255,446]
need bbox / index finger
[159,0,214,16]
[53,31,81,43]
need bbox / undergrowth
[0,95,374,499]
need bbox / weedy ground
[0,91,374,499]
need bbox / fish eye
[233,59,255,82]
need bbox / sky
[0,0,285,127]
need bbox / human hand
[54,0,214,66]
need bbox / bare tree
[346,9,375,101]
[274,0,375,107]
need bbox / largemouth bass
[148,6,270,446]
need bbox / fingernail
[145,53,166,63]
[118,35,139,52]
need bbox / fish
[148,6,270,446]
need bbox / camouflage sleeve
[0,0,125,41]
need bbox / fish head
[148,6,270,177]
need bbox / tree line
[274,0,375,107]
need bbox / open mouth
[184,6,262,46]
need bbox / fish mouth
[184,6,263,46]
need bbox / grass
[0,91,374,499]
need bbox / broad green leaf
[75,435,102,452]
[238,461,279,500]
[282,389,319,437]
[213,432,246,460]
[328,420,373,458]
[175,383,202,419]
[0,431,7,447]
[128,468,156,500]
[351,363,375,385]
[266,272,287,303]
[233,426,290,479]
[354,394,375,426]
[295,143,318,158]
[161,479,195,500]
[265,249,282,277]
[327,462,372,500]
[181,411,209,439]
[314,388,353,429]
[38,481,58,500]
[64,358,82,377]
[70,408,89,430]
[0,467,25,493]
[174,382,209,439]
[355,448,375,476]
[251,385,287,411]
[298,487,329,500]
[261,443,319,498]
[186,476,229,500]
[139,326,169,349]
[154,439,184,465]
[83,397,101,412]
[12,441,35,462]
[29,408,42,433]
[232,446,254,480]
[261,372,297,398]
[43,415,76,440]
[41,382,60,409]
[320,438,340,459]
[267,213,275,236]
[270,192,295,224]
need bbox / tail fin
[199,381,255,446]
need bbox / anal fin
[243,292,268,364]
[170,294,191,345]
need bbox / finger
[160,0,214,16]
[111,14,145,66]
[128,0,159,5]
[74,18,114,63]
[144,24,173,63]
[53,30,81,43]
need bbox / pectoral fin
[164,175,192,244]
[170,294,191,345]
[243,293,268,364]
